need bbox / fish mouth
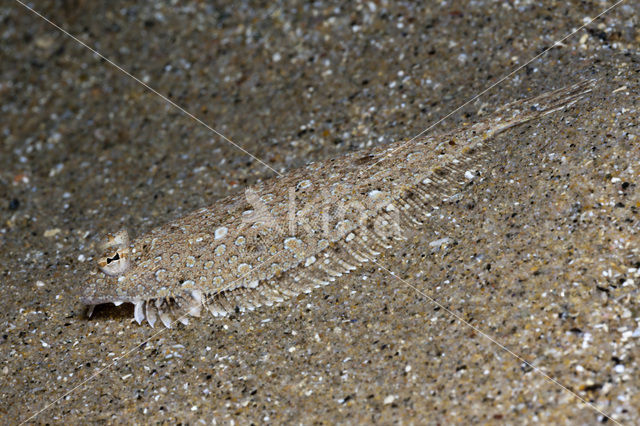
[81,297,131,324]
[80,295,128,306]
[80,271,125,306]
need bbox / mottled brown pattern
[82,79,595,327]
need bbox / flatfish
[81,79,595,327]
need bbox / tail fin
[481,78,597,136]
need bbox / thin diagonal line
[364,0,626,172]
[369,258,620,425]
[19,249,284,425]
[14,0,282,177]
[19,326,168,425]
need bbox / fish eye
[97,229,131,276]
[98,248,130,276]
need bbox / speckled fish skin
[81,79,595,327]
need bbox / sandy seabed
[1,1,639,424]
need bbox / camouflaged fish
[81,79,595,327]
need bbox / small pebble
[429,237,451,248]
[44,228,62,238]
[8,198,19,210]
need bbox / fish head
[80,228,203,327]
[81,229,136,306]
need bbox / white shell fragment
[429,237,452,249]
